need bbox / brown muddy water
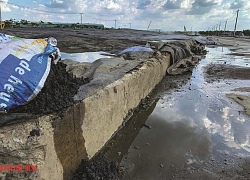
[101,46,250,179]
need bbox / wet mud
[71,155,123,180]
[205,64,250,81]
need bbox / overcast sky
[0,0,250,31]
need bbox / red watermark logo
[0,164,38,173]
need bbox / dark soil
[9,62,89,114]
[205,64,250,82]
[71,155,123,180]
[2,28,151,54]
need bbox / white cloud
[203,117,221,134]
[55,0,63,4]
[137,0,151,9]
[230,0,250,9]
[181,0,194,9]
[1,0,250,31]
[187,0,223,15]
[163,0,194,9]
[0,0,11,12]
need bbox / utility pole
[0,5,2,24]
[129,23,131,29]
[114,20,117,29]
[147,20,151,30]
[218,21,221,36]
[79,13,83,24]
[234,9,239,36]
[224,20,227,35]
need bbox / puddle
[61,51,113,63]
[107,47,250,179]
[205,46,250,67]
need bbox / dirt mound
[72,155,123,180]
[9,62,89,114]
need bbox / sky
[0,0,250,31]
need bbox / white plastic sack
[0,33,57,111]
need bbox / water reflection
[121,47,250,179]
[205,46,250,67]
[61,51,113,63]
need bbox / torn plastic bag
[0,33,57,112]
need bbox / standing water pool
[103,46,250,179]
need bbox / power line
[227,11,237,21]
[209,9,238,35]
[240,7,250,11]
[83,13,114,22]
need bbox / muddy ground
[1,27,159,54]
[2,28,250,179]
[206,37,250,117]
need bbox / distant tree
[20,19,28,25]
[243,29,250,36]
[4,19,15,28]
[31,22,36,27]
[14,21,20,28]
[71,23,76,28]
[39,21,44,27]
[199,31,207,35]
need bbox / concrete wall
[0,52,171,180]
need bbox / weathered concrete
[82,52,171,158]
[0,115,64,180]
[0,52,171,180]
